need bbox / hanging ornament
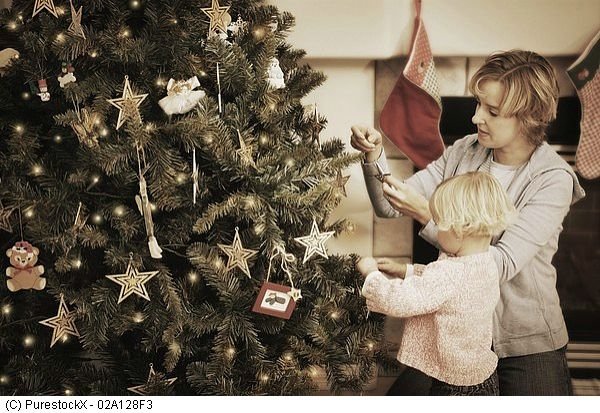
[70,104,102,148]
[201,0,231,38]
[0,48,19,76]
[293,219,335,264]
[266,57,285,89]
[332,170,350,197]
[0,200,15,233]
[216,62,222,114]
[6,241,46,292]
[39,294,80,348]
[307,104,324,149]
[107,75,148,130]
[67,0,86,40]
[227,16,248,36]
[217,226,258,278]
[134,146,163,259]
[105,254,159,304]
[252,246,299,319]
[158,76,206,115]
[192,149,200,205]
[235,129,255,167]
[32,0,59,18]
[58,62,76,88]
[37,79,50,102]
[127,364,177,395]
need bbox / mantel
[271,0,600,59]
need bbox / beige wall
[302,59,376,257]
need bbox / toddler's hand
[376,258,407,278]
[356,257,379,276]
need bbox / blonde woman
[358,172,515,395]
[351,50,585,395]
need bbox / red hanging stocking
[379,0,444,170]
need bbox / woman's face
[471,80,525,152]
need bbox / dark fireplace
[415,96,600,349]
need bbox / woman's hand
[376,258,407,279]
[382,175,432,225]
[350,125,383,163]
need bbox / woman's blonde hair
[429,172,517,238]
[469,50,559,146]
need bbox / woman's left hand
[382,176,432,225]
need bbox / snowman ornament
[266,57,285,90]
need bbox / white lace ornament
[158,76,206,115]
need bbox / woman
[351,50,585,395]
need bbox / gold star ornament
[201,0,231,36]
[236,129,255,167]
[217,227,258,278]
[294,219,335,264]
[128,364,177,395]
[32,0,59,18]
[106,258,158,304]
[67,0,86,39]
[107,75,148,130]
[0,201,15,233]
[39,294,80,348]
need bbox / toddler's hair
[469,50,559,146]
[429,171,517,237]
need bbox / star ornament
[106,260,158,304]
[32,0,59,18]
[67,0,86,39]
[128,364,177,395]
[39,295,80,348]
[0,201,15,233]
[236,129,255,167]
[294,219,335,264]
[107,76,148,130]
[217,227,258,278]
[201,0,231,36]
[332,170,350,197]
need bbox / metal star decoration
[106,259,158,304]
[236,129,255,167]
[67,0,86,39]
[32,0,59,18]
[201,0,231,36]
[127,364,177,395]
[39,294,80,348]
[107,76,148,130]
[217,227,258,278]
[294,219,335,264]
[0,201,15,233]
[332,170,350,197]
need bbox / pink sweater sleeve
[361,260,463,318]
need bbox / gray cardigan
[362,134,586,358]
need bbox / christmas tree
[0,0,390,395]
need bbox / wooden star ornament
[67,0,86,39]
[107,75,148,130]
[32,0,59,18]
[0,201,15,233]
[128,364,177,395]
[294,219,335,264]
[236,129,255,167]
[217,227,258,278]
[106,258,158,304]
[201,0,231,36]
[39,294,80,348]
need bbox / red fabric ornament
[568,30,600,180]
[380,0,444,170]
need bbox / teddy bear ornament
[6,241,46,292]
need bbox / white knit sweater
[362,252,500,386]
